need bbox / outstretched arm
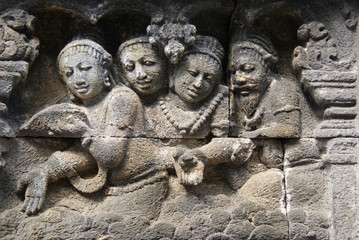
[174,138,255,185]
[17,147,97,215]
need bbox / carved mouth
[237,84,257,95]
[137,79,152,89]
[239,90,250,96]
[75,86,89,93]
[187,88,200,97]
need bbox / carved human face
[120,44,166,95]
[230,52,268,97]
[59,52,108,100]
[172,54,222,103]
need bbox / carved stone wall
[0,1,358,239]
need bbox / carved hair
[117,36,153,56]
[231,30,278,68]
[57,39,112,68]
[117,36,164,61]
[169,35,224,90]
[57,39,113,103]
[184,35,224,65]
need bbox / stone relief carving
[230,30,301,138]
[0,1,357,239]
[147,16,197,65]
[0,9,39,137]
[19,38,136,214]
[293,21,357,139]
[117,36,168,103]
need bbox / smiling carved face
[120,43,166,95]
[59,52,107,100]
[172,53,222,103]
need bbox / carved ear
[103,70,111,87]
[104,77,111,87]
[68,89,78,102]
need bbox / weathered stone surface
[0,0,357,239]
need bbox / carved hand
[243,107,265,131]
[61,115,91,137]
[231,138,256,165]
[17,168,49,215]
[81,136,93,149]
[173,149,206,186]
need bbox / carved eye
[65,69,73,77]
[205,75,213,82]
[80,66,92,71]
[143,61,155,66]
[125,64,134,71]
[241,64,255,73]
[188,70,198,76]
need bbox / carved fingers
[23,191,45,215]
[231,138,256,165]
[17,169,48,215]
[174,149,206,186]
[174,159,204,186]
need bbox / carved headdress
[184,35,224,65]
[117,36,151,54]
[57,38,112,68]
[231,30,278,69]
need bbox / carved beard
[240,91,263,117]
[234,80,267,132]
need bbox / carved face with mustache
[230,51,270,116]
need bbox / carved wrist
[40,152,78,181]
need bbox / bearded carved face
[230,50,270,117]
[230,53,269,96]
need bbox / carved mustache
[74,84,89,91]
[230,83,258,92]
[136,78,152,84]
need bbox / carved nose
[136,65,146,80]
[193,75,204,88]
[235,72,247,85]
[74,75,87,86]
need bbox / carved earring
[104,76,111,87]
[169,72,176,90]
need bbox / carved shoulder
[105,86,145,135]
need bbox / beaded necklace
[159,89,227,135]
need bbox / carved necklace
[159,90,226,135]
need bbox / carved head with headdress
[117,36,167,96]
[229,30,278,96]
[57,38,113,102]
[170,35,224,103]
